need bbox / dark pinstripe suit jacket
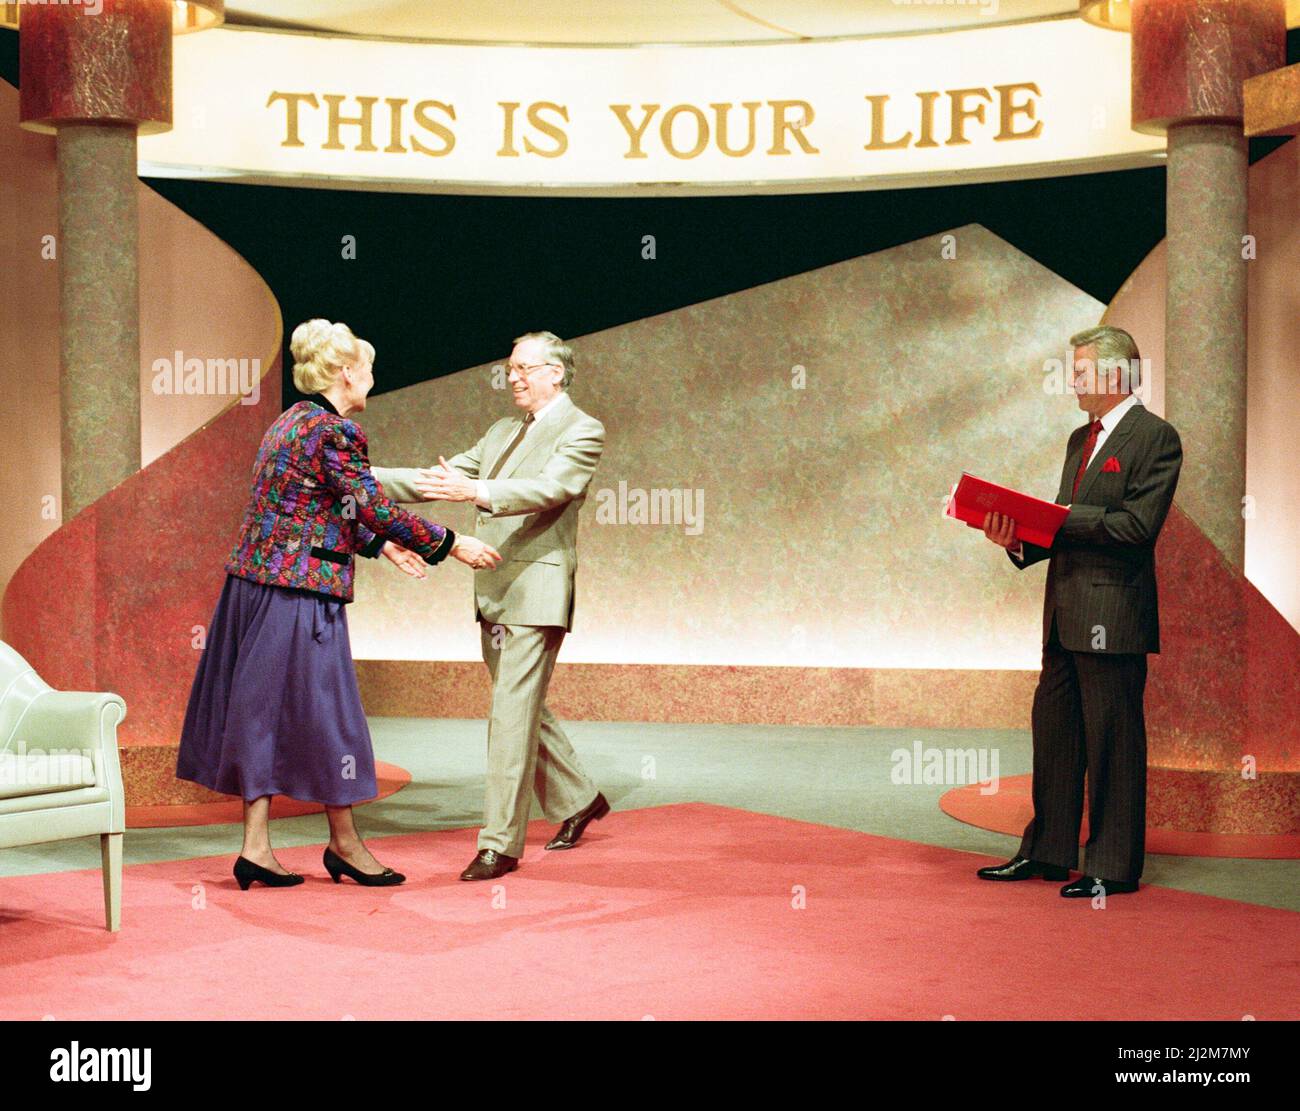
[1011,401,1182,654]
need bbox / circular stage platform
[941,774,1300,859]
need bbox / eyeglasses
[506,361,558,377]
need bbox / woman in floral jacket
[177,319,500,890]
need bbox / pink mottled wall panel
[351,225,1103,672]
[0,81,61,637]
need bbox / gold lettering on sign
[713,101,761,157]
[609,104,659,159]
[525,102,569,158]
[947,88,993,147]
[262,84,1046,165]
[267,91,319,148]
[323,94,379,152]
[412,101,456,157]
[499,101,521,157]
[863,85,1041,150]
[993,82,1043,140]
[915,91,941,148]
[864,95,911,150]
[661,104,709,159]
[499,102,569,157]
[768,100,819,155]
[383,98,408,153]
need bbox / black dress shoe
[459,849,518,881]
[323,847,406,887]
[976,855,1070,882]
[233,856,305,890]
[1060,875,1138,897]
[545,792,611,851]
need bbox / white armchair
[0,640,126,931]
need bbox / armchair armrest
[13,691,126,831]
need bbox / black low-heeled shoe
[323,846,406,887]
[233,855,305,890]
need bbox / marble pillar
[1131,0,1286,570]
[55,122,142,518]
[18,0,173,519]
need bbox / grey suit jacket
[1011,402,1182,654]
[372,391,604,630]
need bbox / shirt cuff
[474,481,493,512]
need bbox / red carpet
[1,804,1296,1020]
[940,774,1300,859]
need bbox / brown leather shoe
[459,849,518,881]
[544,792,611,851]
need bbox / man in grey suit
[977,325,1182,898]
[372,331,609,881]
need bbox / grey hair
[515,330,575,389]
[1069,324,1141,389]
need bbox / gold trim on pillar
[173,0,224,35]
[1,1,224,32]
[1080,0,1300,32]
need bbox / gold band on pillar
[1081,0,1300,31]
[0,1,224,33]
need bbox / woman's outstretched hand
[381,541,428,579]
[451,535,503,571]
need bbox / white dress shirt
[473,391,566,511]
[1010,393,1141,561]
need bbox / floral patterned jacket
[225,397,454,601]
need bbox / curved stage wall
[0,80,283,807]
[1102,139,1300,841]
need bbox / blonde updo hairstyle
[290,319,375,394]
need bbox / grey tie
[486,413,534,479]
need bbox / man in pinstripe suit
[977,325,1182,898]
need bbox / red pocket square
[1102,456,1122,473]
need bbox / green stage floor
[4,720,1297,912]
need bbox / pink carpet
[1,803,1297,1020]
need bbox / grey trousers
[476,620,599,857]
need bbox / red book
[945,472,1069,549]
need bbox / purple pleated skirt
[176,574,378,806]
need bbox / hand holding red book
[944,472,1069,548]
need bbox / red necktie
[1072,419,1103,499]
